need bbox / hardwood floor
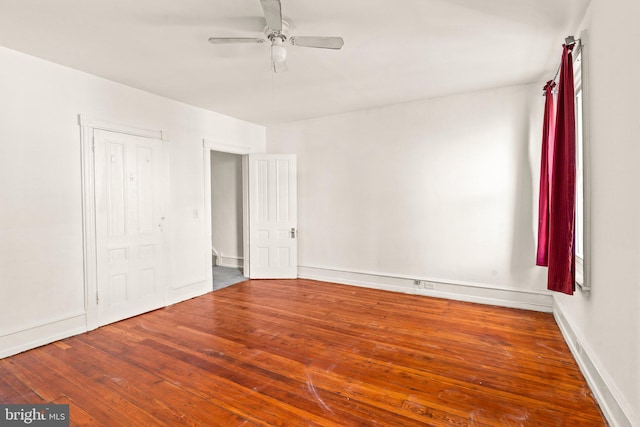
[0,279,606,426]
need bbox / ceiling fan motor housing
[265,20,290,41]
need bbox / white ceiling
[0,0,589,125]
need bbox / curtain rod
[543,35,582,96]
[552,36,582,81]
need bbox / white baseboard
[298,265,553,312]
[0,279,213,359]
[553,300,637,427]
[217,255,244,269]
[0,313,87,359]
[1,278,213,360]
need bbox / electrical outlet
[414,280,435,290]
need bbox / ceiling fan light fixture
[271,45,287,63]
[271,37,287,63]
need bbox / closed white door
[248,154,297,279]
[94,130,167,326]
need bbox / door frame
[203,139,257,282]
[79,114,169,330]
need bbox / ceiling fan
[208,0,344,73]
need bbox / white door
[248,154,297,278]
[94,130,167,326]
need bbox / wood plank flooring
[0,279,606,426]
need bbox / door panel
[249,154,297,279]
[94,130,166,326]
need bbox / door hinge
[92,136,95,152]
[96,292,99,305]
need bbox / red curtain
[536,80,556,266]
[539,44,576,295]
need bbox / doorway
[210,150,247,290]
[202,140,298,286]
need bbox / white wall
[0,45,265,357]
[553,0,640,425]
[210,151,243,267]
[268,84,551,310]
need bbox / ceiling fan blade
[208,37,266,44]
[260,0,283,32]
[290,36,344,50]
[272,59,288,73]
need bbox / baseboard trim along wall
[217,255,244,269]
[0,312,87,359]
[298,265,553,312]
[553,299,637,427]
[1,279,214,360]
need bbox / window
[574,48,587,288]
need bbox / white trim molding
[78,114,168,141]
[0,313,87,359]
[298,265,553,312]
[216,254,244,269]
[203,138,256,154]
[203,139,257,282]
[78,114,166,141]
[554,299,638,427]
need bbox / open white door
[248,154,297,279]
[94,129,167,326]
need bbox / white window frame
[573,44,590,291]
